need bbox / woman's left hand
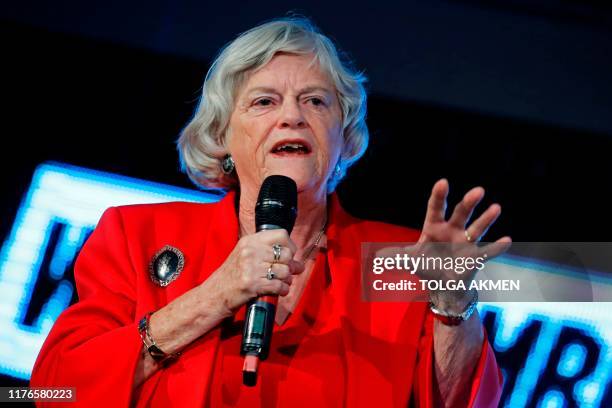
[416,178,512,310]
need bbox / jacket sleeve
[30,207,143,406]
[412,312,503,408]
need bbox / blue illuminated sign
[479,303,611,407]
[0,162,609,407]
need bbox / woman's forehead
[245,53,333,88]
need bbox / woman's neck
[237,186,328,260]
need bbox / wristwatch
[428,289,478,326]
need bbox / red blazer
[30,191,502,407]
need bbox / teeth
[274,142,308,153]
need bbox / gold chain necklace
[299,216,327,263]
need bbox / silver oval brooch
[149,245,185,287]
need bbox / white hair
[177,17,369,192]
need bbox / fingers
[445,185,504,244]
[288,259,305,275]
[255,261,302,297]
[259,279,291,297]
[256,229,297,254]
[425,181,500,240]
[424,179,449,225]
[466,203,501,242]
[448,186,485,229]
[263,245,294,264]
[254,229,302,265]
[261,262,302,284]
[478,236,512,260]
[233,230,306,299]
[240,230,299,264]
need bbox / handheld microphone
[241,175,297,387]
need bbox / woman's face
[227,53,344,198]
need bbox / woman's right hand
[203,229,305,315]
[136,229,304,388]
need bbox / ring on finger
[465,228,481,243]
[272,244,282,263]
[266,264,276,280]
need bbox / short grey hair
[177,17,369,192]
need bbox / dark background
[1,0,611,391]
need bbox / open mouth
[270,140,312,155]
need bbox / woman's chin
[266,169,325,194]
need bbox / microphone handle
[240,224,283,363]
[241,296,277,360]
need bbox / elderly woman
[31,17,509,407]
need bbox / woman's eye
[308,97,325,106]
[254,98,273,106]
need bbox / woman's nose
[278,100,306,129]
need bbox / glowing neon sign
[0,162,609,406]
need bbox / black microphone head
[255,175,297,234]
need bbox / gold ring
[465,230,473,242]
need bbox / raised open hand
[415,178,512,308]
[418,178,511,247]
